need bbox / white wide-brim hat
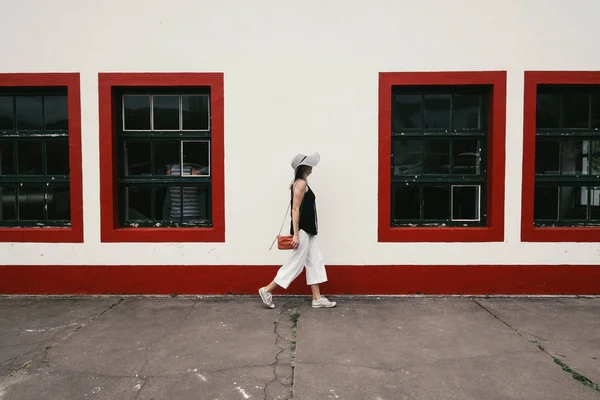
[291,152,320,171]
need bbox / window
[99,73,224,243]
[379,72,506,242]
[522,72,600,242]
[0,74,82,243]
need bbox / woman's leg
[310,284,321,301]
[304,234,329,301]
[270,230,310,290]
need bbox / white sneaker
[312,296,336,308]
[258,287,275,309]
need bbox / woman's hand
[292,234,300,249]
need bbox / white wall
[1,0,599,266]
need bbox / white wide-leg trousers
[274,230,328,289]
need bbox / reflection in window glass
[423,186,450,219]
[559,186,587,220]
[535,140,560,175]
[534,186,558,220]
[155,141,180,176]
[392,94,422,130]
[18,186,45,220]
[561,140,586,175]
[424,94,451,129]
[125,187,152,220]
[46,139,70,176]
[123,96,151,130]
[182,95,209,130]
[0,186,16,221]
[393,185,420,220]
[452,185,479,220]
[563,93,589,129]
[0,96,14,131]
[590,187,600,219]
[153,96,180,130]
[124,141,151,176]
[166,186,210,222]
[393,140,421,176]
[16,96,43,130]
[0,141,15,175]
[17,141,44,175]
[47,186,70,220]
[452,140,480,175]
[453,94,480,129]
[536,93,560,129]
[182,141,210,176]
[590,141,600,175]
[423,140,450,174]
[44,96,68,130]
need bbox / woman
[259,152,336,309]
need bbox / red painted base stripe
[1,265,599,295]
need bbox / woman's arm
[291,180,306,248]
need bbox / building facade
[1,0,600,295]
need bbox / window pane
[423,186,450,220]
[559,186,587,220]
[535,140,560,175]
[44,96,68,130]
[164,186,210,222]
[561,140,586,176]
[182,95,209,130]
[534,186,558,220]
[452,140,481,175]
[453,94,480,129]
[392,185,420,220]
[536,93,560,129]
[452,185,479,220]
[47,185,70,220]
[125,187,152,221]
[423,140,450,174]
[123,96,151,130]
[16,96,43,130]
[0,96,14,131]
[0,186,16,221]
[46,139,69,176]
[591,140,600,175]
[182,141,210,176]
[590,187,600,220]
[154,187,168,220]
[563,93,589,129]
[153,95,180,130]
[154,141,180,176]
[592,94,600,129]
[0,141,15,175]
[18,186,45,221]
[124,141,151,176]
[424,94,451,129]
[392,94,421,130]
[393,140,421,176]
[17,141,43,175]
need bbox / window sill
[0,227,83,243]
[379,226,503,242]
[101,226,224,243]
[521,226,600,242]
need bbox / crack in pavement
[473,299,600,394]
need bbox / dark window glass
[153,96,180,130]
[0,186,16,221]
[0,141,15,175]
[453,94,480,129]
[182,95,209,130]
[47,185,70,220]
[392,94,422,130]
[592,94,600,129]
[182,141,210,175]
[536,93,560,129]
[535,140,560,175]
[392,185,420,220]
[46,139,69,175]
[393,140,421,176]
[16,96,43,130]
[154,141,180,176]
[423,94,451,129]
[44,96,68,130]
[124,141,151,176]
[125,187,152,221]
[17,141,43,175]
[563,93,589,129]
[154,187,168,220]
[452,186,479,220]
[423,140,450,174]
[123,96,151,130]
[534,186,558,220]
[591,140,600,175]
[590,187,600,220]
[423,186,450,220]
[0,96,14,131]
[559,186,587,220]
[560,140,585,176]
[452,140,480,175]
[18,186,45,220]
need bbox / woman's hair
[289,165,309,189]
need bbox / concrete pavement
[0,296,599,399]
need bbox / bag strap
[269,202,291,250]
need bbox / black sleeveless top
[290,182,318,235]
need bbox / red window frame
[98,73,225,243]
[0,73,83,243]
[378,71,506,242]
[521,71,600,242]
